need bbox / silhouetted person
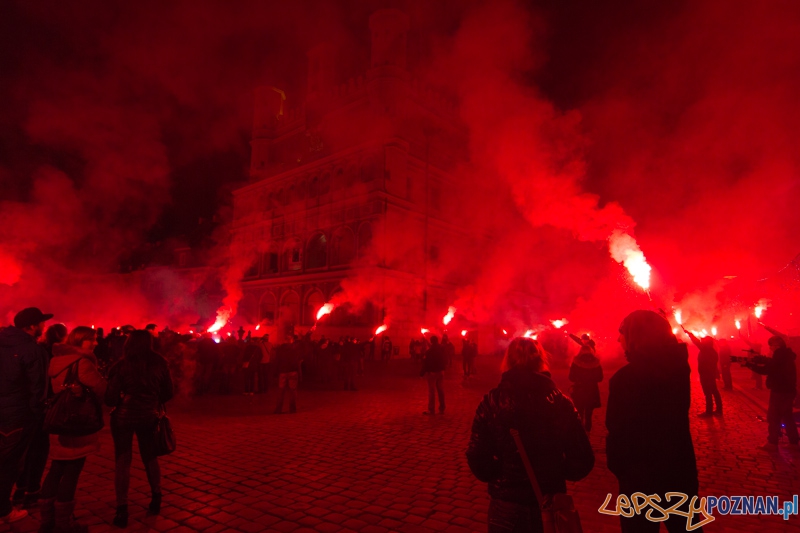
[145,324,161,353]
[105,330,174,527]
[420,336,446,415]
[274,338,301,414]
[340,338,359,391]
[685,331,722,417]
[569,344,604,431]
[219,337,240,394]
[467,337,594,532]
[0,307,51,524]
[39,326,106,533]
[380,336,393,363]
[745,335,798,450]
[760,323,800,407]
[257,335,273,393]
[441,334,455,369]
[241,338,262,396]
[740,331,764,389]
[607,310,702,533]
[717,338,733,391]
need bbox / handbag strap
[510,428,546,510]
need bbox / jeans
[40,458,86,502]
[768,391,799,444]
[427,372,445,413]
[0,424,35,516]
[700,377,722,413]
[111,415,161,506]
[488,498,542,533]
[576,405,595,431]
[276,372,299,412]
[16,421,50,494]
[257,364,271,393]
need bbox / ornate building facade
[231,9,469,346]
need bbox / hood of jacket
[774,346,797,363]
[0,326,37,349]
[498,362,555,398]
[49,343,96,377]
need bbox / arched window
[283,239,302,272]
[357,222,373,258]
[279,290,300,332]
[331,227,356,266]
[261,246,279,275]
[243,255,259,278]
[259,292,277,325]
[309,177,319,198]
[306,233,327,269]
[304,290,326,326]
[297,181,307,201]
[320,173,330,195]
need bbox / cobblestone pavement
[5,357,800,533]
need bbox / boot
[112,505,128,528]
[147,493,162,516]
[53,501,87,533]
[38,497,56,533]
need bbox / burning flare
[609,230,652,291]
[442,306,456,326]
[255,324,260,331]
[461,330,468,337]
[420,328,430,335]
[207,307,231,333]
[551,319,567,329]
[375,324,388,335]
[735,319,741,330]
[523,329,535,338]
[711,326,717,337]
[316,303,335,321]
[674,310,682,325]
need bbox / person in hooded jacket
[105,330,174,528]
[607,310,702,533]
[420,336,447,415]
[568,344,603,432]
[0,307,51,524]
[40,326,106,533]
[467,337,594,532]
[684,331,722,417]
[745,335,798,449]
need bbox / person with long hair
[105,330,173,528]
[467,338,594,532]
[607,310,702,532]
[39,326,106,533]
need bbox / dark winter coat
[420,344,447,375]
[104,352,173,420]
[48,345,107,460]
[0,326,48,430]
[606,342,699,495]
[568,353,603,409]
[466,363,594,505]
[274,343,301,375]
[747,346,797,395]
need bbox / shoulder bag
[154,404,176,456]
[43,359,104,436]
[510,428,583,533]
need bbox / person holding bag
[466,337,594,533]
[105,330,173,528]
[39,326,106,533]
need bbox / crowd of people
[2,304,797,532]
[1,308,173,531]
